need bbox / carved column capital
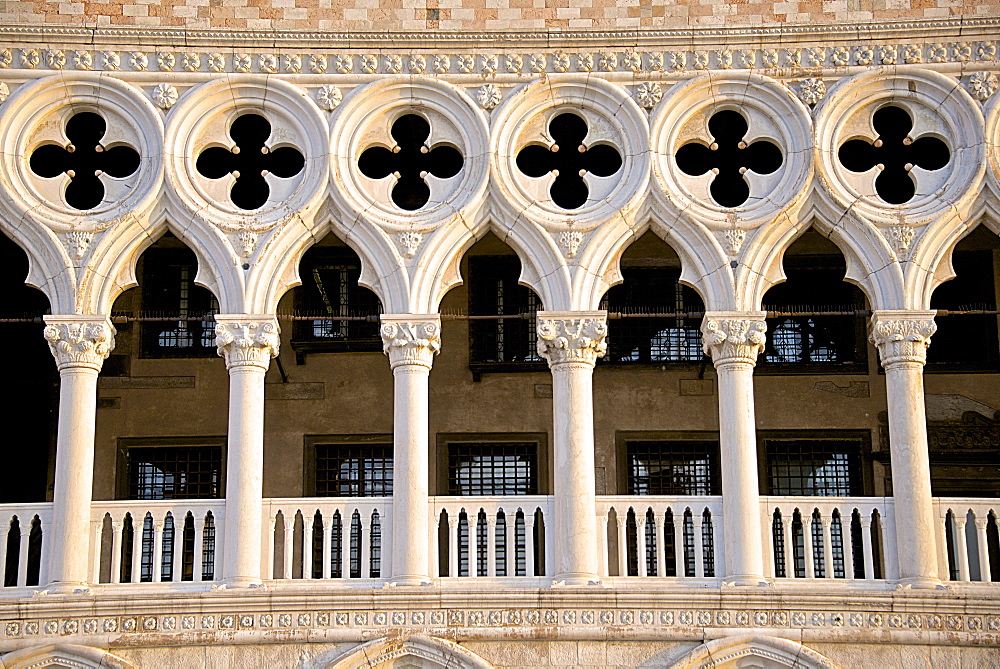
[536,311,608,367]
[214,316,280,371]
[380,314,441,369]
[869,310,937,367]
[700,312,767,366]
[43,316,116,372]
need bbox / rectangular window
[291,247,382,361]
[764,439,863,497]
[447,442,538,496]
[600,265,704,364]
[468,256,543,372]
[313,443,393,497]
[928,248,999,370]
[139,247,218,358]
[625,440,721,495]
[119,440,224,500]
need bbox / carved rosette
[701,312,767,366]
[214,317,280,370]
[380,316,442,369]
[536,311,608,367]
[42,316,116,371]
[869,310,937,367]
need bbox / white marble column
[870,310,941,588]
[536,311,607,586]
[215,316,279,588]
[381,315,441,586]
[42,316,115,594]
[701,312,768,586]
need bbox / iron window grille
[761,255,867,372]
[600,267,705,364]
[121,444,224,500]
[928,249,999,371]
[468,256,544,374]
[137,246,218,358]
[291,247,382,362]
[447,442,538,496]
[313,443,393,497]
[764,440,863,497]
[626,440,721,496]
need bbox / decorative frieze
[536,311,608,367]
[701,313,767,366]
[42,316,115,371]
[214,317,280,370]
[380,315,441,369]
[870,310,937,367]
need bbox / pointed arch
[671,635,839,669]
[0,216,75,315]
[315,634,493,669]
[0,643,136,669]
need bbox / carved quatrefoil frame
[329,79,489,233]
[815,69,985,227]
[490,77,650,232]
[0,74,163,233]
[650,73,813,231]
[164,78,329,249]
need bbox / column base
[895,576,947,590]
[215,577,266,590]
[37,581,92,596]
[721,575,771,587]
[386,575,433,587]
[552,573,603,587]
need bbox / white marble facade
[0,17,998,668]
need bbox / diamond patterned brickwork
[2,0,996,30]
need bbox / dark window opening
[468,255,544,374]
[120,443,224,500]
[30,111,140,210]
[448,442,538,496]
[626,440,721,495]
[928,227,999,370]
[290,243,382,362]
[761,231,867,371]
[764,439,863,497]
[196,113,305,210]
[600,263,704,364]
[516,112,622,209]
[838,105,949,205]
[313,442,393,497]
[358,113,463,210]
[675,109,782,208]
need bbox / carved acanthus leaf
[536,312,608,366]
[215,319,280,369]
[870,311,937,366]
[43,318,116,370]
[701,314,767,365]
[380,317,441,368]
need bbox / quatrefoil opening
[29,112,140,211]
[515,113,623,210]
[838,105,950,205]
[358,114,464,211]
[196,113,305,211]
[675,109,782,208]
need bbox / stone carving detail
[43,319,116,369]
[636,82,663,109]
[557,230,584,258]
[380,318,441,368]
[397,230,423,257]
[870,312,936,366]
[46,49,65,69]
[310,55,327,73]
[152,83,179,110]
[797,77,826,106]
[73,50,92,69]
[968,71,999,101]
[701,315,767,365]
[103,51,120,70]
[723,227,746,256]
[536,314,608,366]
[215,319,280,369]
[887,224,916,256]
[316,85,342,111]
[477,84,502,110]
[64,230,94,259]
[0,82,9,104]
[130,52,148,70]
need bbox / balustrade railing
[762,496,895,581]
[91,500,222,585]
[430,496,552,578]
[264,498,391,580]
[0,503,50,588]
[595,497,723,578]
[935,498,999,583]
